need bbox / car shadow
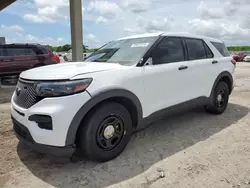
[17,103,249,188]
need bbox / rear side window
[204,43,214,58]
[152,37,185,65]
[38,46,49,54]
[211,42,230,57]
[29,46,48,55]
[25,48,36,56]
[185,38,206,60]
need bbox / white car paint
[11,32,235,148]
[243,55,250,62]
[21,62,123,80]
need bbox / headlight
[36,78,92,97]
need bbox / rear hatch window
[211,42,230,57]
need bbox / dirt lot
[1,63,250,188]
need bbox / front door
[142,37,192,117]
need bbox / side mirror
[144,57,153,66]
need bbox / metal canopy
[0,0,16,11]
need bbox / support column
[70,0,83,62]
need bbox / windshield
[85,37,158,66]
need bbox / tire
[77,102,133,162]
[64,56,68,61]
[205,81,229,114]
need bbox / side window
[152,37,185,65]
[211,42,230,57]
[32,46,48,55]
[185,38,206,60]
[204,42,214,58]
[6,47,26,56]
[25,48,36,56]
[0,47,4,57]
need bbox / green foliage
[228,46,250,52]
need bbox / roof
[0,43,43,46]
[162,32,222,43]
[117,32,222,43]
[117,32,164,40]
[0,0,16,11]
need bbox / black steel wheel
[96,115,125,151]
[205,81,229,114]
[77,102,133,162]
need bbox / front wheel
[205,81,229,114]
[77,102,133,162]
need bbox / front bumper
[12,117,75,157]
[11,91,91,147]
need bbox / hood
[20,62,122,80]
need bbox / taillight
[231,59,236,65]
[50,55,60,63]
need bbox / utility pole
[69,0,83,62]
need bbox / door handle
[212,60,218,64]
[178,65,188,70]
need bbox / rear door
[183,38,216,97]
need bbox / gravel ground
[1,63,250,188]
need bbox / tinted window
[0,47,4,57]
[185,38,206,60]
[30,46,48,55]
[204,43,214,58]
[152,37,185,65]
[6,47,26,56]
[25,48,36,56]
[211,42,230,57]
[38,46,49,54]
[6,47,36,56]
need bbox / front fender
[65,89,142,145]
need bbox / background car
[0,43,60,86]
[243,53,250,62]
[63,49,92,62]
[232,53,239,61]
[237,53,247,61]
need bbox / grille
[13,79,40,109]
[12,117,34,142]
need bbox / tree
[56,46,62,52]
[61,44,71,52]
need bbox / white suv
[11,33,236,161]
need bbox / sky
[0,0,250,48]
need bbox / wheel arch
[65,89,143,145]
[210,71,233,97]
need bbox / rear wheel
[64,56,68,61]
[77,102,133,162]
[205,81,229,114]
